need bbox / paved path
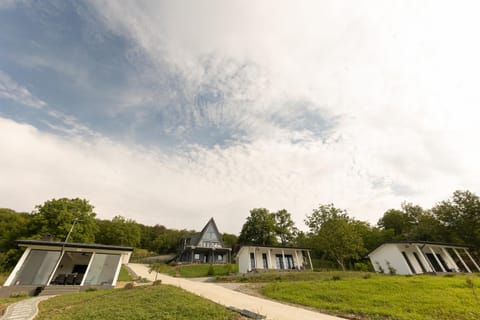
[128,263,343,320]
[0,296,53,320]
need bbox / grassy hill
[220,272,480,320]
[36,284,240,320]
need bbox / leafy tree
[377,208,412,238]
[96,216,142,247]
[222,233,238,249]
[238,208,277,245]
[0,208,31,272]
[305,204,365,271]
[29,198,99,243]
[432,190,480,248]
[274,209,298,245]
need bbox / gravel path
[0,296,53,320]
[127,263,344,320]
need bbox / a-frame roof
[190,217,224,247]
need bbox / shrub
[363,274,371,279]
[152,280,162,286]
[375,261,384,274]
[10,291,28,298]
[207,264,215,276]
[85,287,97,292]
[331,275,341,281]
[386,261,397,275]
[124,282,134,289]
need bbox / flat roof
[238,245,312,251]
[367,240,470,257]
[16,240,134,252]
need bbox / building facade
[237,245,313,274]
[2,240,133,294]
[368,241,480,275]
[176,218,232,264]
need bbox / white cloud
[2,1,480,233]
[0,70,46,109]
[2,116,478,234]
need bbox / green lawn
[261,274,480,320]
[216,270,369,283]
[117,265,134,281]
[155,264,238,278]
[36,284,239,320]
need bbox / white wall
[369,244,412,275]
[237,247,307,273]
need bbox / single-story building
[1,240,133,297]
[176,218,232,264]
[368,241,480,275]
[237,245,313,274]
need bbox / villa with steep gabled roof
[176,218,232,264]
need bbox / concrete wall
[238,247,307,273]
[369,244,411,275]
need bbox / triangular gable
[193,218,224,247]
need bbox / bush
[386,261,397,275]
[331,275,341,281]
[152,280,162,286]
[207,264,215,276]
[85,287,97,292]
[10,291,28,298]
[124,282,134,289]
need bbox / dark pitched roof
[16,240,134,252]
[189,217,224,247]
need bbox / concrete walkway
[0,296,53,320]
[128,263,343,320]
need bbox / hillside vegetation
[36,284,239,320]
[260,274,480,320]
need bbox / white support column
[453,248,471,273]
[308,250,314,271]
[464,249,480,272]
[268,249,272,270]
[441,247,458,272]
[46,250,66,286]
[415,245,434,272]
[281,249,286,270]
[81,252,95,286]
[4,248,31,286]
[294,250,300,270]
[429,247,446,272]
[111,255,123,287]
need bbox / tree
[377,208,412,238]
[0,208,30,272]
[238,208,277,245]
[274,209,298,246]
[432,190,480,248]
[29,198,99,243]
[96,216,142,247]
[305,204,365,271]
[222,233,238,249]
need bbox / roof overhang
[16,240,134,254]
[367,241,471,257]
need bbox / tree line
[1,190,479,272]
[0,198,238,272]
[237,190,480,271]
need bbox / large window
[84,254,121,286]
[13,250,60,285]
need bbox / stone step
[39,286,82,296]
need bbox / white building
[236,245,313,274]
[1,240,133,297]
[368,241,480,275]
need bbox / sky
[1,0,480,234]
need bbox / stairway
[39,285,82,296]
